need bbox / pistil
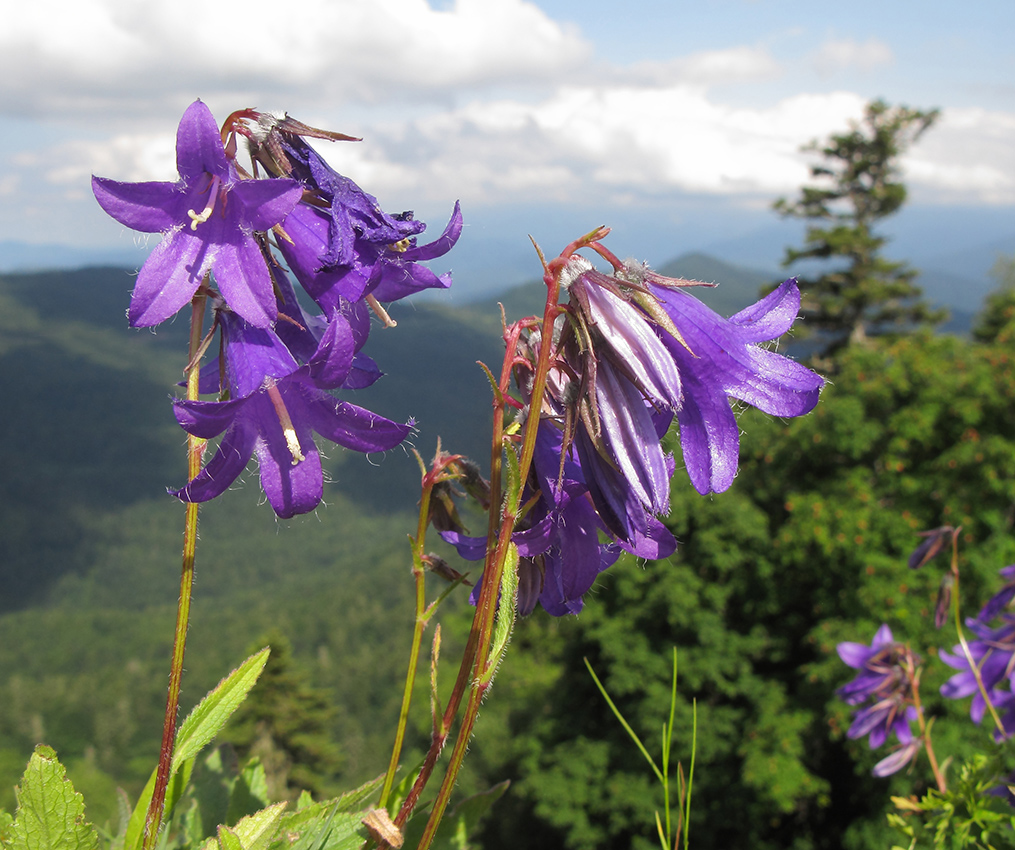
[265,380,305,464]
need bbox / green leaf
[8,745,98,850]
[174,649,271,769]
[225,802,286,850]
[124,649,271,850]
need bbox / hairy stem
[142,292,206,850]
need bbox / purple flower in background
[908,525,956,570]
[940,615,1015,733]
[836,625,921,775]
[92,100,302,328]
[171,310,411,518]
[979,565,1015,622]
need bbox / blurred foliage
[471,327,1015,849]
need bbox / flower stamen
[265,380,305,464]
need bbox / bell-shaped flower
[92,100,303,328]
[836,624,921,772]
[442,423,623,616]
[641,269,825,494]
[278,200,463,314]
[940,615,1015,730]
[171,310,410,518]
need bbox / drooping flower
[940,615,1015,734]
[171,308,411,518]
[836,625,921,774]
[442,422,624,616]
[543,252,823,542]
[239,114,463,314]
[92,100,303,328]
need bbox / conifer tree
[973,254,1015,343]
[221,631,342,801]
[775,100,942,356]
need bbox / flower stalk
[143,290,207,850]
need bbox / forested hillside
[0,253,1011,846]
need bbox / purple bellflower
[836,624,922,776]
[541,252,822,551]
[940,615,1015,736]
[442,422,622,616]
[92,100,303,328]
[239,114,463,315]
[171,307,411,518]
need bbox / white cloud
[622,46,782,87]
[0,0,592,120]
[810,38,894,76]
[904,107,1015,204]
[53,84,1015,215]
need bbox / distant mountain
[0,240,147,273]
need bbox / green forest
[3,102,1015,850]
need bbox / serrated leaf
[267,780,387,850]
[9,745,98,850]
[217,825,244,850]
[124,650,270,850]
[174,650,271,769]
[215,803,285,850]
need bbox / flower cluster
[443,240,823,615]
[837,625,922,776]
[940,566,1015,738]
[93,101,461,517]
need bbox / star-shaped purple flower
[92,100,303,328]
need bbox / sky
[2,0,1014,297]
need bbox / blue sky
[1,0,1012,296]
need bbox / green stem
[949,530,1006,735]
[411,242,578,850]
[142,292,206,850]
[378,466,435,809]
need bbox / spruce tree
[221,631,343,801]
[973,254,1015,343]
[775,100,942,356]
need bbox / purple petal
[212,236,277,328]
[231,178,304,232]
[129,229,211,326]
[729,279,801,342]
[170,420,257,503]
[675,369,741,494]
[91,176,181,233]
[173,396,247,439]
[303,390,411,452]
[872,741,920,777]
[253,418,323,519]
[400,201,463,262]
[175,100,229,182]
